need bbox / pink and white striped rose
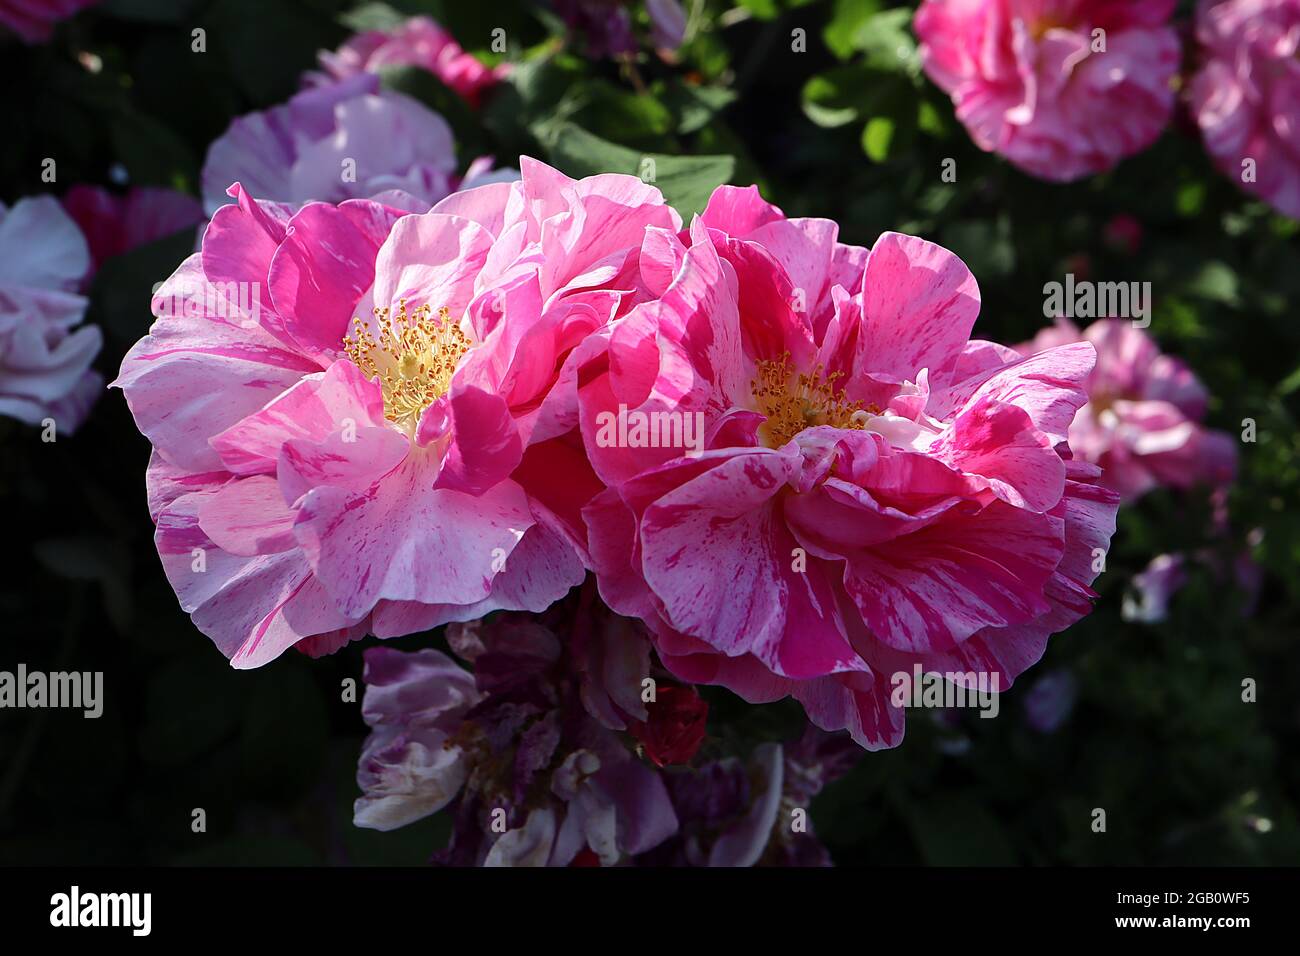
[115,159,679,667]
[915,0,1180,181]
[574,184,1118,750]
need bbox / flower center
[342,299,472,431]
[751,353,869,448]
[1027,12,1072,41]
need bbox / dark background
[1,0,1297,866]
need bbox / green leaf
[1177,181,1207,217]
[803,65,914,130]
[482,55,585,156]
[940,219,1016,279]
[1278,364,1300,396]
[736,0,781,19]
[339,1,406,33]
[862,116,894,163]
[538,123,735,218]
[802,71,866,128]
[1186,260,1240,306]
[918,99,949,137]
[858,88,918,163]
[560,80,676,150]
[824,0,882,61]
[417,0,543,55]
[853,8,920,76]
[662,82,737,135]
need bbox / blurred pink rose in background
[0,0,97,44]
[1020,318,1237,502]
[1190,0,1300,219]
[62,184,204,277]
[313,14,507,108]
[1021,668,1078,734]
[0,196,101,433]
[915,0,1180,181]
[1121,553,1188,623]
[1102,213,1143,255]
[201,74,512,216]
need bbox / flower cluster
[118,154,1124,781]
[20,7,1239,866]
[1190,0,1300,219]
[915,0,1300,220]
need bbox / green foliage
[539,122,735,216]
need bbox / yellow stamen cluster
[751,352,868,448]
[342,300,471,430]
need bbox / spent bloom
[1019,318,1236,502]
[576,184,1118,751]
[1190,0,1300,219]
[115,158,678,668]
[636,743,785,866]
[0,0,97,43]
[354,645,483,831]
[915,0,1180,181]
[637,727,859,867]
[201,73,509,216]
[313,15,507,108]
[355,607,679,867]
[0,196,101,433]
